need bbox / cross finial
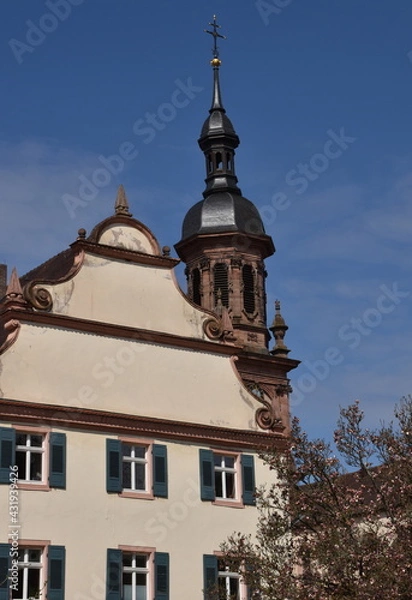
[204,15,226,62]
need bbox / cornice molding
[71,238,179,269]
[0,307,240,356]
[0,398,286,450]
[236,351,300,374]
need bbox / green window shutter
[154,552,169,600]
[0,427,15,484]
[241,454,256,506]
[0,544,10,600]
[106,439,122,493]
[153,444,168,498]
[199,449,215,501]
[203,554,218,600]
[49,433,66,489]
[48,545,65,600]
[106,549,122,600]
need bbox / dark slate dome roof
[181,191,266,240]
[200,110,238,141]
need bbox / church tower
[175,17,275,353]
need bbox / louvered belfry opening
[192,268,201,306]
[213,263,229,307]
[242,264,255,313]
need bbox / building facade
[0,29,298,600]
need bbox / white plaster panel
[0,324,259,430]
[44,254,213,340]
[98,224,154,253]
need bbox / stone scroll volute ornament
[248,382,288,431]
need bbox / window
[213,264,229,308]
[16,433,44,483]
[242,265,255,314]
[214,454,237,500]
[192,268,201,306]
[199,450,255,506]
[0,543,65,600]
[0,427,66,489]
[106,440,167,498]
[122,444,148,493]
[123,552,149,600]
[106,548,169,600]
[218,559,240,600]
[203,555,247,600]
[13,547,43,600]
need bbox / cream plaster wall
[0,426,278,600]
[0,323,259,430]
[41,253,215,341]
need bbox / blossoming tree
[221,398,412,600]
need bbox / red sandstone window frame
[10,539,50,600]
[212,450,244,509]
[13,425,50,492]
[118,437,154,500]
[118,545,156,600]
[213,551,248,600]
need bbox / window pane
[30,435,43,448]
[30,453,42,481]
[28,549,41,562]
[135,464,145,490]
[218,577,227,600]
[136,585,147,600]
[123,571,132,583]
[16,451,26,480]
[214,455,222,467]
[123,553,133,567]
[133,446,145,459]
[16,433,27,446]
[30,574,41,595]
[122,444,132,457]
[218,559,226,571]
[123,462,132,489]
[13,569,24,599]
[224,456,235,469]
[123,585,133,600]
[135,555,146,569]
[215,472,223,498]
[229,578,239,598]
[226,472,235,498]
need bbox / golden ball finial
[210,57,222,67]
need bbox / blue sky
[0,0,411,444]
